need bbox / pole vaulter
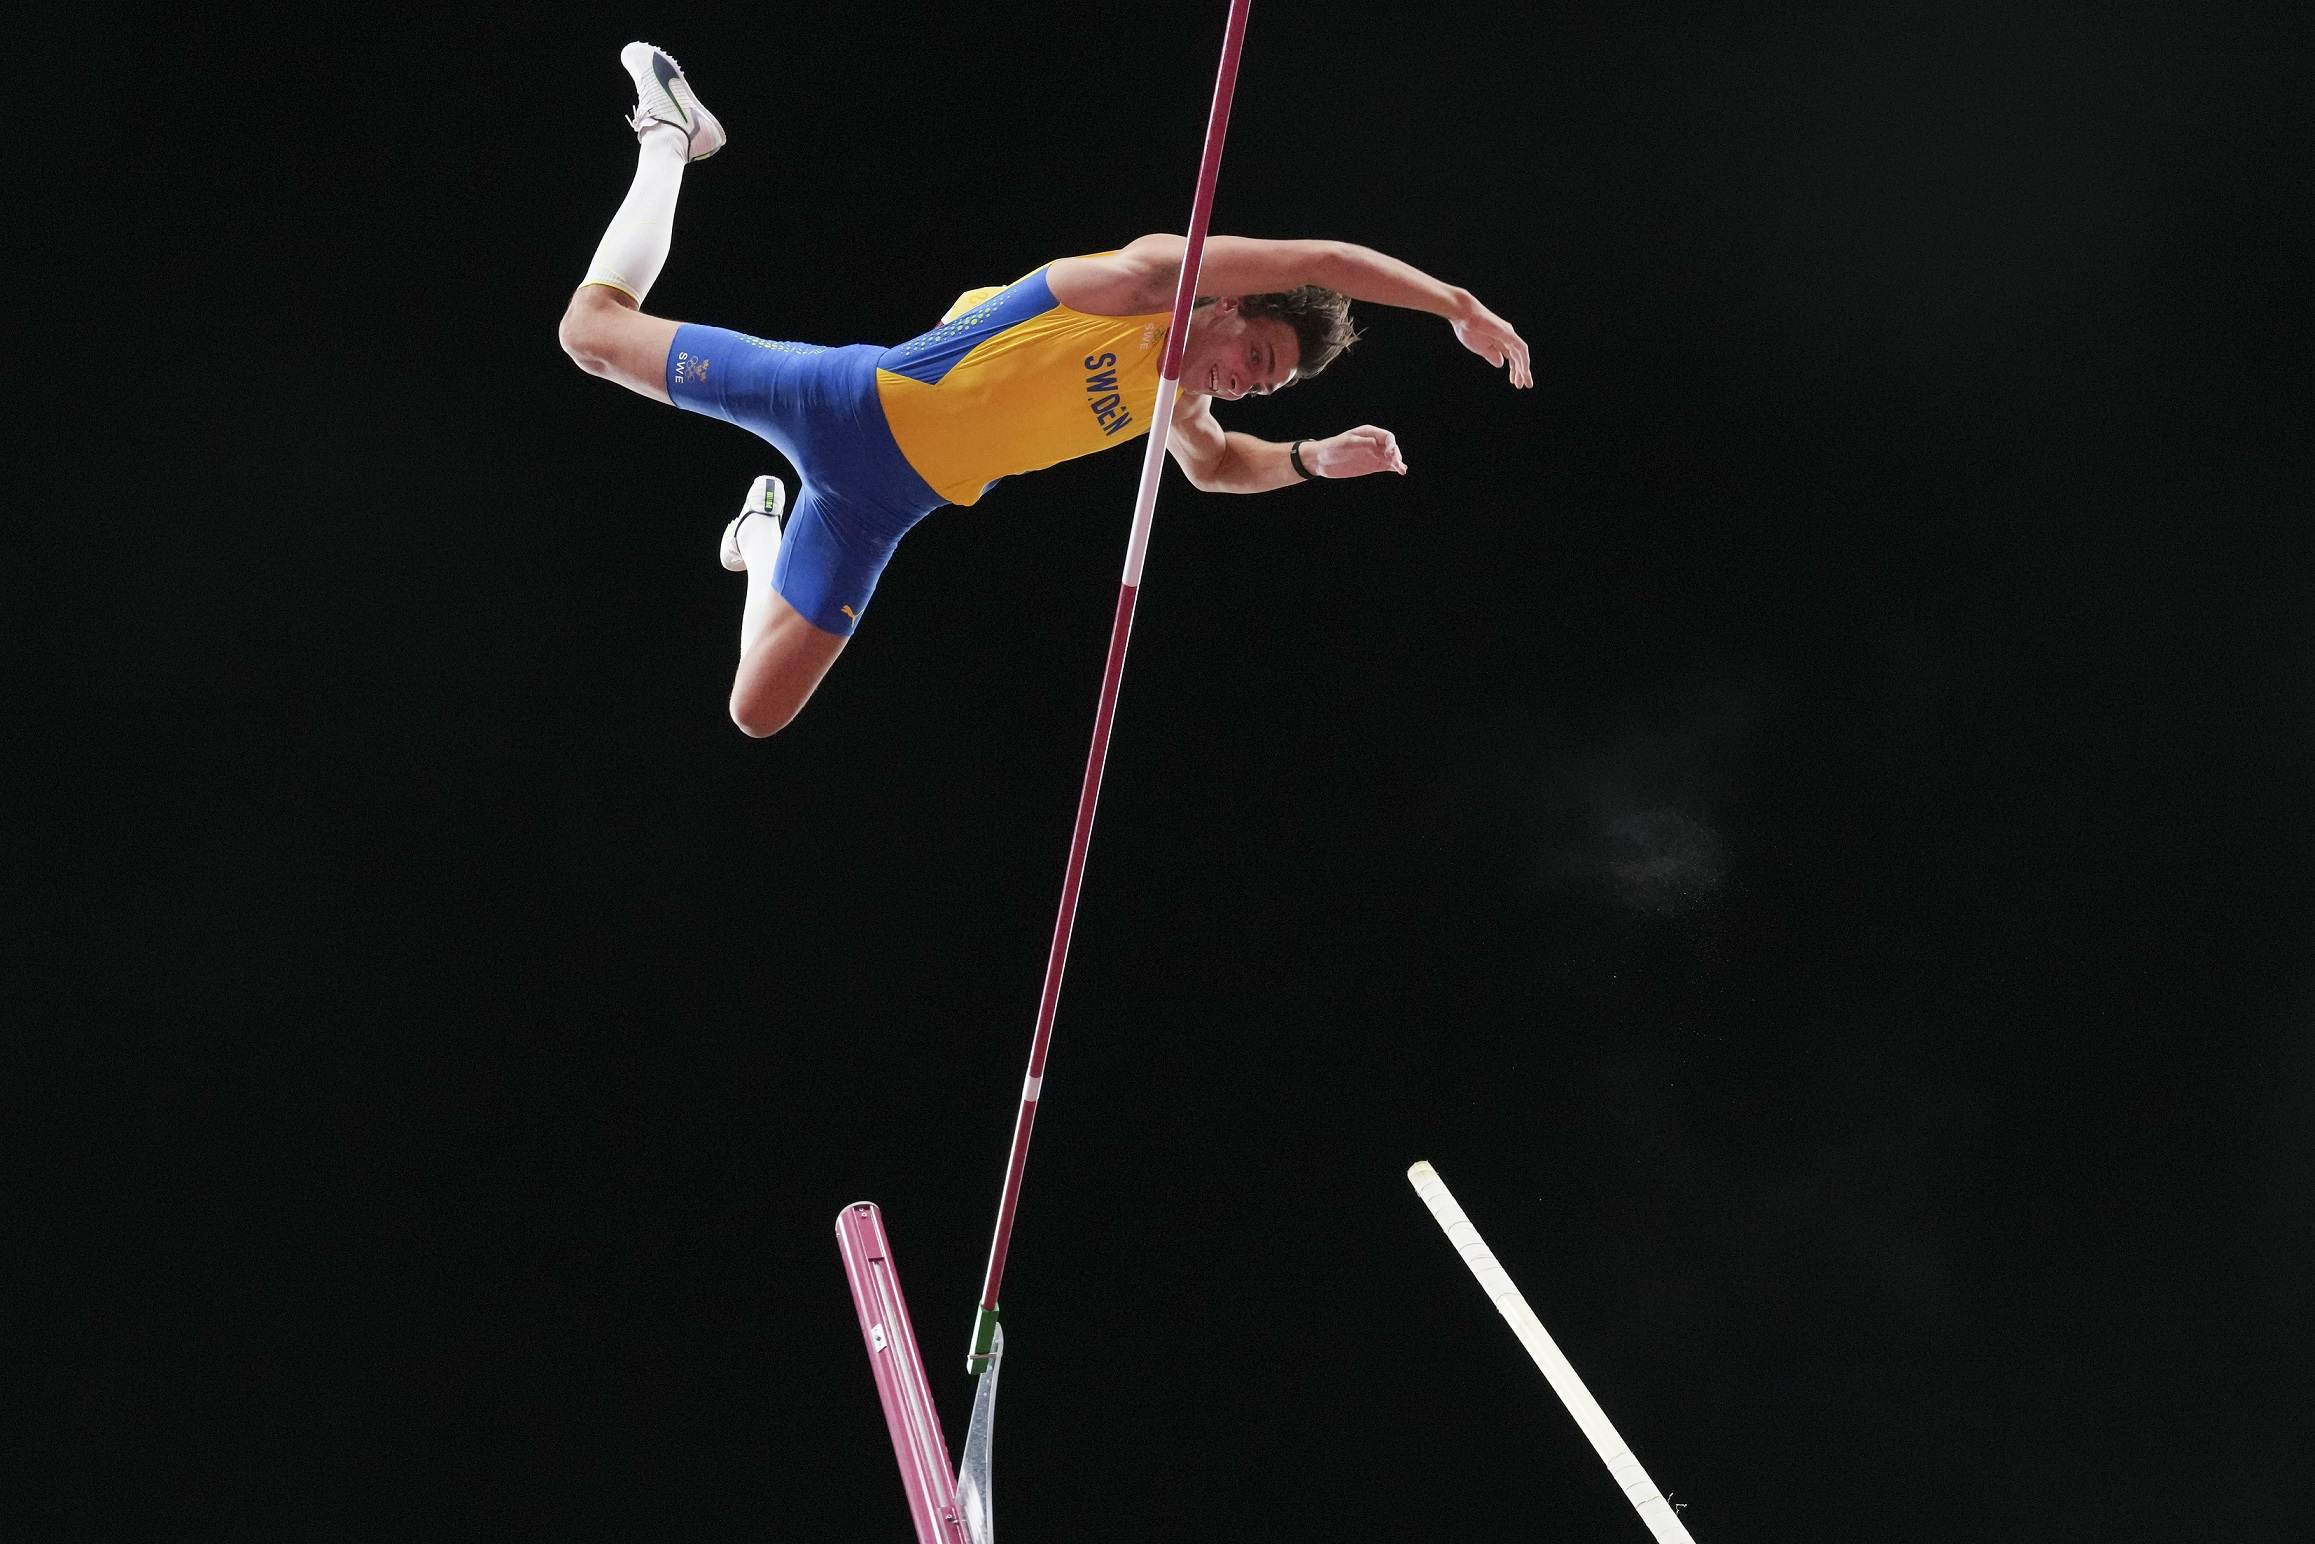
[565,9,1530,1538]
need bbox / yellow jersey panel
[874,264,1170,507]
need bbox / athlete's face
[1185,300,1301,400]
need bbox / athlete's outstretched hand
[1315,425,1408,478]
[1451,298,1533,387]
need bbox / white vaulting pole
[1407,1162,1699,1544]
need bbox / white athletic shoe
[721,475,788,572]
[620,41,726,162]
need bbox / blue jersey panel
[877,270,1060,387]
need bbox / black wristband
[1289,439,1319,481]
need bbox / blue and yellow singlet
[660,256,1171,637]
[874,261,1172,505]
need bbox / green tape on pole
[966,1304,1001,1376]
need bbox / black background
[23,4,2308,1540]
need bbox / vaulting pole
[969,0,1256,1374]
[1409,1163,1701,1544]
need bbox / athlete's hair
[1200,287,1360,385]
[1246,286,1359,384]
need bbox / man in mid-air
[559,43,1533,737]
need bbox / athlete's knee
[558,299,610,374]
[726,567,847,739]
[729,683,804,739]
[557,287,628,374]
[730,701,799,739]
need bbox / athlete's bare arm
[1050,234,1534,387]
[1166,391,1407,494]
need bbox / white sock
[582,125,689,303]
[737,516,785,657]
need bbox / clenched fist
[1312,425,1408,478]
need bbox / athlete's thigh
[768,483,911,638]
[660,325,878,477]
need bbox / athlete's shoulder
[1048,242,1169,316]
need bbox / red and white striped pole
[969,0,1255,1375]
